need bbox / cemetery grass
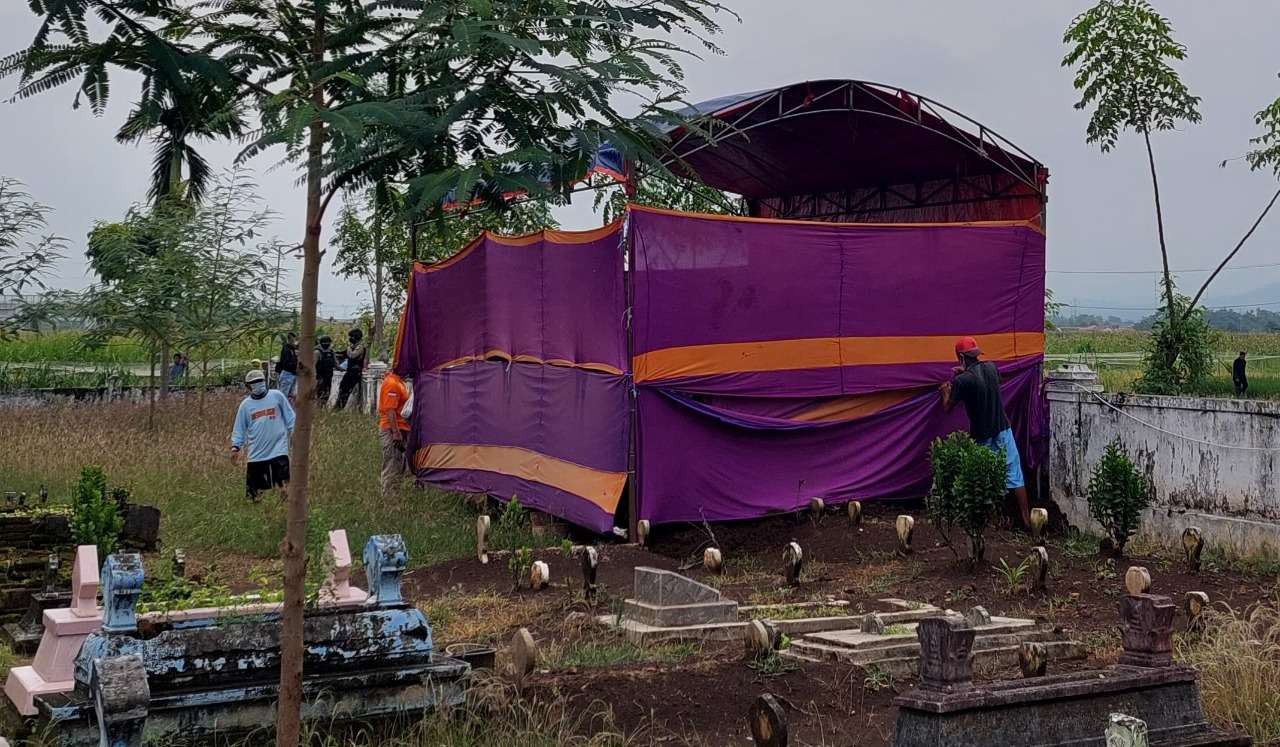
[0,393,533,572]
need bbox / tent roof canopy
[652,79,1047,203]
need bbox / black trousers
[316,371,333,404]
[335,368,362,410]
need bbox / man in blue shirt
[231,369,296,501]
[940,336,1030,529]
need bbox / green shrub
[1136,283,1217,395]
[69,466,123,558]
[1086,439,1151,555]
[928,432,1008,567]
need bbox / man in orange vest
[378,371,412,497]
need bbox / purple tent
[396,80,1049,533]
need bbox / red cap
[955,336,981,356]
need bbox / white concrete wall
[1048,389,1280,557]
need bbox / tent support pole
[624,165,640,542]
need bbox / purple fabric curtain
[396,226,629,533]
[637,358,1046,525]
[630,207,1047,526]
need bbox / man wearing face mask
[315,335,337,406]
[334,328,367,411]
[231,369,296,501]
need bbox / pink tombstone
[321,529,369,606]
[70,544,100,618]
[4,545,102,716]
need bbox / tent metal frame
[663,79,1047,198]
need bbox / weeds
[862,665,894,692]
[1176,597,1280,743]
[544,637,697,670]
[0,642,14,682]
[992,557,1031,596]
[749,604,848,621]
[1055,528,1101,559]
[747,649,798,677]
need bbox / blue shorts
[277,371,297,398]
[979,428,1025,490]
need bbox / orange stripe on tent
[789,388,926,423]
[412,220,623,274]
[414,443,626,513]
[434,350,624,376]
[626,204,1046,235]
[633,332,1045,383]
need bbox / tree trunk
[159,339,171,401]
[198,353,208,415]
[1142,128,1177,365]
[372,202,385,362]
[1184,186,1280,317]
[275,10,326,747]
[147,345,156,431]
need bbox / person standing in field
[1233,351,1248,397]
[169,352,187,382]
[939,336,1031,529]
[334,328,367,411]
[315,335,337,406]
[230,369,295,501]
[276,332,299,402]
[378,371,412,496]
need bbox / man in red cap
[940,336,1031,528]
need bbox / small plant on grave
[1086,440,1152,557]
[928,433,1008,568]
[993,557,1031,597]
[492,495,531,550]
[863,665,895,693]
[69,466,123,558]
[747,648,797,677]
[559,538,574,558]
[508,546,534,591]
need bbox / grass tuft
[1176,596,1280,743]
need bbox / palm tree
[116,75,246,204]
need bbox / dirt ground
[405,502,1279,746]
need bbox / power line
[1061,300,1280,311]
[1048,261,1280,275]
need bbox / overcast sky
[3,0,1279,318]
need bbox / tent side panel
[398,225,628,533]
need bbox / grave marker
[1018,641,1047,678]
[1184,591,1209,635]
[1105,713,1148,747]
[1181,527,1204,574]
[511,627,538,678]
[896,515,914,555]
[703,547,723,575]
[622,567,738,627]
[783,541,803,586]
[1029,508,1048,545]
[847,500,862,526]
[1119,592,1176,668]
[916,617,975,693]
[581,546,599,601]
[477,515,491,564]
[1029,547,1049,592]
[1124,566,1151,596]
[749,694,789,747]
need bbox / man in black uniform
[940,336,1031,529]
[1233,351,1248,397]
[334,328,367,411]
[315,335,337,406]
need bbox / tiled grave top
[633,567,722,606]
